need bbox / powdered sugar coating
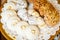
[1,0,60,40]
[2,2,16,11]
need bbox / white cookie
[18,9,28,21]
[6,16,20,28]
[24,26,39,40]
[1,10,17,23]
[2,2,16,11]
[7,0,27,9]
[28,9,39,17]
[16,23,39,40]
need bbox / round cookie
[6,16,20,27]
[14,21,39,40]
[1,10,17,24]
[18,9,28,21]
[2,2,16,11]
[7,0,27,9]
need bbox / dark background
[0,32,7,40]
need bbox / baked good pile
[1,0,60,40]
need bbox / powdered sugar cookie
[1,10,17,24]
[7,0,27,9]
[1,0,60,40]
[2,2,16,11]
[6,16,20,27]
[18,9,28,21]
[28,9,39,17]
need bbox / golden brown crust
[58,0,60,4]
[33,0,40,11]
[39,0,59,26]
[31,0,60,26]
[44,11,59,26]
